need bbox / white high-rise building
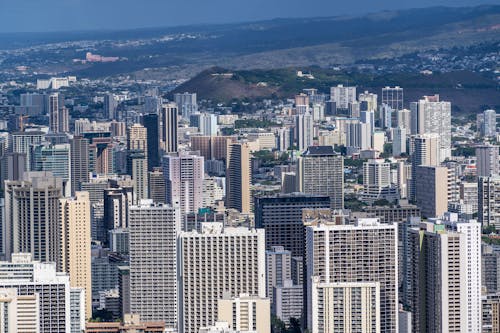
[476,145,499,177]
[0,253,83,333]
[174,92,198,119]
[410,95,451,161]
[306,219,398,333]
[393,127,407,156]
[482,109,497,137]
[129,200,180,328]
[162,152,204,214]
[397,109,411,131]
[178,223,266,333]
[358,91,378,111]
[200,113,218,136]
[382,86,403,111]
[295,112,313,151]
[379,103,393,129]
[266,246,291,303]
[363,159,398,204]
[330,85,356,110]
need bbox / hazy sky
[0,0,495,33]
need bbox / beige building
[127,123,148,153]
[415,165,448,218]
[0,288,39,333]
[218,294,270,333]
[226,142,251,213]
[59,191,92,318]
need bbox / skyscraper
[266,246,291,303]
[30,142,71,196]
[382,86,403,111]
[4,172,63,262]
[397,109,411,131]
[476,145,499,177]
[254,194,331,256]
[104,94,117,120]
[148,168,166,203]
[59,191,92,318]
[178,223,265,333]
[330,85,356,110]
[163,152,204,214]
[48,92,59,133]
[410,133,440,201]
[306,219,398,333]
[142,114,160,170]
[70,136,89,196]
[482,109,497,137]
[415,165,448,218]
[295,112,313,151]
[358,91,378,111]
[226,142,252,213]
[363,159,398,204]
[478,175,500,229]
[10,131,44,171]
[392,127,407,156]
[174,92,198,119]
[129,200,180,327]
[126,150,149,202]
[127,123,148,152]
[410,95,451,161]
[298,146,344,209]
[161,103,178,153]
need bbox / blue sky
[0,0,495,32]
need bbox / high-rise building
[0,288,39,332]
[4,172,62,262]
[406,222,469,332]
[84,132,114,175]
[10,131,44,171]
[363,159,398,204]
[126,150,148,202]
[163,152,204,214]
[0,152,26,194]
[178,223,265,333]
[382,86,403,111]
[103,187,133,232]
[266,246,291,303]
[0,253,84,333]
[298,146,344,209]
[379,103,393,129]
[410,133,440,201]
[217,294,270,333]
[142,114,160,170]
[160,103,178,153]
[129,200,180,327]
[273,279,303,324]
[482,109,497,137]
[48,92,59,133]
[255,194,330,257]
[397,109,411,131]
[30,142,71,196]
[482,244,500,293]
[410,95,451,161]
[294,93,309,114]
[59,191,92,318]
[415,165,448,218]
[392,127,407,156]
[478,176,500,229]
[148,168,166,203]
[104,94,117,120]
[198,113,218,136]
[476,145,499,177]
[330,85,356,110]
[127,123,147,152]
[226,143,251,213]
[358,91,378,111]
[482,294,500,333]
[295,112,313,151]
[70,136,89,196]
[174,92,198,119]
[306,219,398,333]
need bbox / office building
[330,85,356,110]
[415,165,448,218]
[70,136,89,195]
[126,150,148,202]
[198,113,218,136]
[161,103,178,153]
[30,142,71,196]
[397,109,411,131]
[410,95,451,161]
[295,112,313,151]
[104,94,117,120]
[4,172,62,262]
[266,246,291,302]
[178,223,265,333]
[226,143,251,213]
[91,250,128,305]
[142,114,160,170]
[129,201,180,327]
[306,220,398,333]
[298,146,344,209]
[174,92,198,119]
[48,92,69,133]
[109,228,129,255]
[59,191,92,318]
[482,109,497,137]
[163,152,204,214]
[103,187,133,232]
[191,136,235,161]
[0,253,83,333]
[0,152,26,194]
[10,131,44,171]
[382,86,403,111]
[218,294,270,333]
[84,132,114,175]
[358,91,377,111]
[127,123,147,153]
[476,145,499,177]
[392,127,407,156]
[379,103,393,129]
[255,194,330,256]
[482,245,500,293]
[148,168,166,203]
[478,176,500,228]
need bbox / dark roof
[303,146,337,156]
